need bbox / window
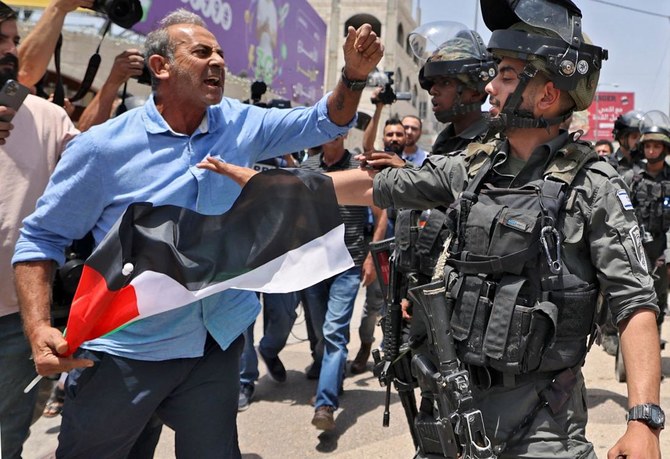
[397,24,404,46]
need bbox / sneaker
[260,349,287,383]
[306,361,321,380]
[311,406,336,431]
[238,383,254,412]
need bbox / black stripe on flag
[87,169,343,291]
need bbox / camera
[91,0,143,29]
[369,71,412,105]
[132,64,152,86]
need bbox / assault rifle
[407,280,495,458]
[369,238,420,448]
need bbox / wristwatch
[627,403,665,430]
[341,68,367,91]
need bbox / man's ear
[148,55,169,82]
[537,80,561,112]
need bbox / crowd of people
[0,0,666,458]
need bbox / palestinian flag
[63,169,353,355]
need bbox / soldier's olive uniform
[373,132,658,457]
[432,116,494,156]
[623,164,670,327]
[607,148,644,174]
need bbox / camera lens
[6,80,17,96]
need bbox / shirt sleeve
[248,93,355,163]
[372,154,467,210]
[583,170,659,324]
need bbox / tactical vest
[439,139,601,375]
[629,168,670,238]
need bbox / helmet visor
[514,0,574,45]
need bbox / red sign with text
[577,91,635,141]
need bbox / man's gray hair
[144,9,206,88]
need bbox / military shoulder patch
[629,225,648,272]
[617,189,634,211]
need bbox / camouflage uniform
[373,132,658,457]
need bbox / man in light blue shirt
[13,8,383,458]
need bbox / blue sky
[415,0,670,115]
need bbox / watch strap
[341,68,367,91]
[627,403,665,429]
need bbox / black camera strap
[52,19,111,105]
[51,33,65,107]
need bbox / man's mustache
[0,54,18,68]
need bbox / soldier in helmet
[623,110,670,338]
[609,109,645,173]
[411,23,498,154]
[350,22,499,375]
[200,1,663,457]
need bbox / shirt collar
[142,94,215,135]
[319,150,352,171]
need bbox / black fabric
[87,169,343,291]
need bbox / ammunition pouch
[631,178,670,237]
[394,209,452,278]
[450,273,598,375]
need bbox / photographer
[77,48,145,131]
[17,0,94,89]
[362,93,410,170]
[0,4,78,458]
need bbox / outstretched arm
[197,157,376,207]
[326,24,383,127]
[18,0,94,88]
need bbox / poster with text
[578,91,635,142]
[133,0,326,106]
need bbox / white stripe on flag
[132,224,353,319]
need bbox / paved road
[23,287,670,458]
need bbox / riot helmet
[612,110,644,143]
[639,110,670,164]
[408,21,497,122]
[480,0,608,130]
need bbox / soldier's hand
[607,420,661,459]
[29,324,94,376]
[342,24,383,81]
[357,151,405,170]
[197,157,258,187]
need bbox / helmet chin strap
[433,83,483,123]
[645,154,666,165]
[490,63,571,133]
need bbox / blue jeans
[0,312,39,459]
[301,266,361,409]
[58,334,243,459]
[240,292,299,386]
[358,282,384,344]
